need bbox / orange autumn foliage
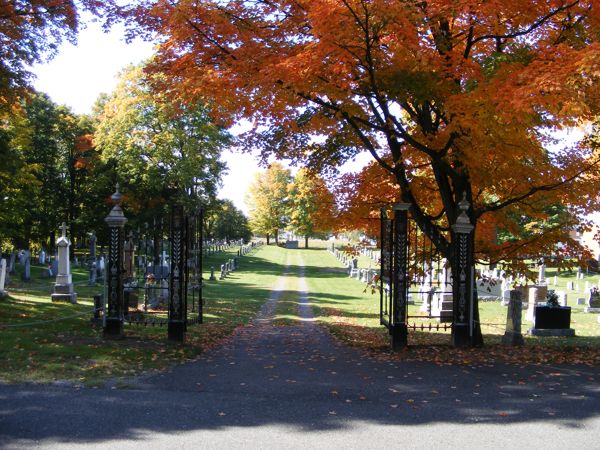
[128,0,600,272]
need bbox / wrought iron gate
[103,186,204,343]
[380,201,474,349]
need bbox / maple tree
[246,162,291,244]
[288,168,336,248]
[130,1,600,345]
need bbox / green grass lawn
[1,243,598,385]
[297,246,600,365]
[0,244,284,385]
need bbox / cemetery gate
[103,186,204,343]
[380,200,475,349]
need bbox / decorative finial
[60,222,67,238]
[111,183,122,206]
[456,191,471,225]
[104,182,128,228]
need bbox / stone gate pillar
[391,203,411,350]
[451,193,475,347]
[103,185,128,339]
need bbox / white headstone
[537,263,546,285]
[0,258,6,295]
[38,249,46,265]
[557,291,567,307]
[51,222,77,304]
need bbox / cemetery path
[1,253,600,449]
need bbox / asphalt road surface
[1,261,599,449]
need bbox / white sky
[30,19,266,214]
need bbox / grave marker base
[528,328,575,337]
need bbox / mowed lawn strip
[299,247,600,366]
[0,244,285,385]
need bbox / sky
[30,19,270,214]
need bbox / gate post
[103,185,128,339]
[451,193,475,347]
[168,204,186,343]
[391,203,410,350]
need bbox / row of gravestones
[329,247,378,285]
[331,245,600,325]
[204,239,245,256]
[207,241,264,281]
[357,246,381,263]
[0,224,101,304]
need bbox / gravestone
[51,223,77,304]
[123,232,136,279]
[50,259,58,277]
[526,285,548,321]
[349,257,359,278]
[145,274,159,308]
[89,231,97,261]
[21,250,31,281]
[432,291,453,322]
[97,256,106,280]
[502,290,524,346]
[209,266,216,281]
[38,248,46,265]
[537,259,546,285]
[0,258,7,298]
[88,261,97,286]
[8,251,15,274]
[477,279,502,299]
[529,305,575,336]
[285,240,299,249]
[557,291,568,307]
[159,278,169,304]
[584,288,600,313]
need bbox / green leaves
[94,63,231,218]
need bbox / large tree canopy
[94,64,230,219]
[246,162,291,244]
[129,0,600,269]
[288,168,336,247]
[0,0,116,107]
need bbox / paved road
[1,257,599,449]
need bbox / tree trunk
[266,234,270,245]
[305,235,309,248]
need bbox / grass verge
[300,247,600,367]
[0,244,285,385]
